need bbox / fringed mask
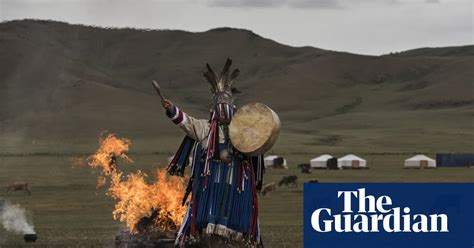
[204,58,239,124]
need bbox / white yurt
[338,154,367,169]
[264,155,288,169]
[404,155,436,168]
[310,154,334,168]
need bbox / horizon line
[2,18,472,57]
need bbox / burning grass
[86,133,187,233]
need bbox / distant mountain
[1,19,473,154]
[392,46,474,57]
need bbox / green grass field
[0,155,474,247]
[0,154,473,247]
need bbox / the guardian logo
[311,188,449,233]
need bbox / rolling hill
[0,19,473,154]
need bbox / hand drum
[229,102,281,156]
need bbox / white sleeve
[167,106,210,142]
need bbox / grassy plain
[0,154,472,247]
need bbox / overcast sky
[1,0,472,55]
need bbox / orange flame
[86,133,187,233]
[88,132,133,176]
[109,169,187,232]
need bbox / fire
[86,133,187,233]
[87,132,133,176]
[109,169,187,232]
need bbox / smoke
[0,198,35,235]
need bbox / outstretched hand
[161,99,174,111]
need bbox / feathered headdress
[204,58,240,105]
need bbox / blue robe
[166,106,264,247]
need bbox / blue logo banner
[303,183,474,248]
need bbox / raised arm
[161,99,209,142]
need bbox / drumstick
[151,80,165,101]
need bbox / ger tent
[310,154,334,168]
[404,155,436,168]
[338,154,367,169]
[264,155,288,169]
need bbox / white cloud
[209,0,342,8]
[208,0,452,8]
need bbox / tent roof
[338,154,366,162]
[311,154,333,161]
[405,154,435,162]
